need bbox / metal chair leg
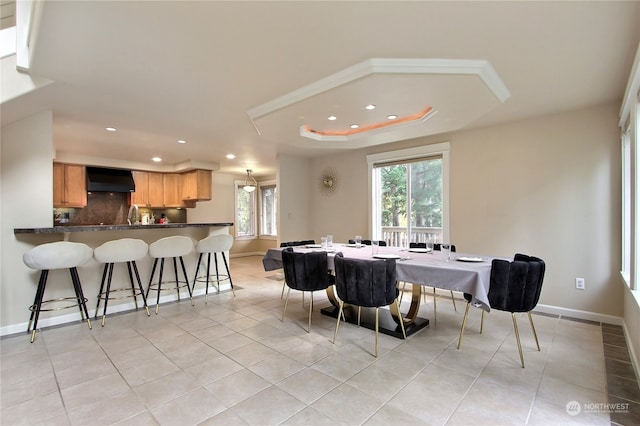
[307,292,313,333]
[395,299,407,339]
[512,313,525,368]
[332,301,344,344]
[457,302,471,349]
[450,290,457,311]
[528,311,540,351]
[281,287,291,322]
[375,307,379,357]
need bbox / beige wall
[309,103,622,318]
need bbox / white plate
[373,254,401,259]
[408,248,431,253]
[456,256,484,262]
[346,243,362,247]
[305,244,322,248]
[314,248,336,253]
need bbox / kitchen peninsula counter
[14,222,233,234]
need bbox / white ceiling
[2,1,640,177]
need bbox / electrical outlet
[575,278,585,290]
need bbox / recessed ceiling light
[152,157,162,162]
[387,114,398,120]
[226,154,236,159]
[350,124,359,129]
[365,104,376,110]
[106,127,117,132]
[328,115,337,121]
[177,139,186,144]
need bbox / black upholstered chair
[281,247,334,332]
[332,252,406,357]
[348,239,387,246]
[457,253,545,368]
[278,240,315,298]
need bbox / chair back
[434,243,456,252]
[282,248,332,292]
[409,242,426,249]
[333,252,398,308]
[488,254,545,313]
[280,240,314,247]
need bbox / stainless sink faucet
[127,204,139,225]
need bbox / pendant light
[243,169,257,192]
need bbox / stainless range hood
[86,167,135,193]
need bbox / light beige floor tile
[1,391,68,425]
[61,371,131,409]
[363,403,428,425]
[276,367,341,405]
[280,341,336,366]
[311,383,384,425]
[225,341,279,367]
[248,354,306,384]
[1,371,58,409]
[66,389,146,426]
[528,396,611,425]
[206,332,254,353]
[198,408,248,425]
[310,352,370,382]
[346,363,411,401]
[119,354,180,387]
[190,324,235,343]
[112,410,160,426]
[203,369,271,407]
[232,386,306,425]
[149,387,226,426]
[280,406,337,425]
[183,354,244,386]
[106,342,165,371]
[133,371,201,408]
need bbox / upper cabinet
[53,163,87,208]
[131,171,165,207]
[131,170,203,208]
[181,170,212,201]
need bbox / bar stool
[94,238,150,326]
[193,234,236,302]
[23,241,93,342]
[146,236,194,314]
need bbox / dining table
[262,243,502,338]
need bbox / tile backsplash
[54,192,186,225]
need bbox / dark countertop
[14,223,233,234]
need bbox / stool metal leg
[155,258,165,314]
[205,253,212,302]
[95,264,109,318]
[101,263,115,326]
[178,256,194,305]
[146,258,159,300]
[69,267,92,330]
[125,262,140,311]
[213,252,221,293]
[130,261,150,316]
[29,270,48,343]
[172,257,181,301]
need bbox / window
[235,183,256,238]
[367,143,450,247]
[260,182,277,237]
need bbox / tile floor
[1,255,639,425]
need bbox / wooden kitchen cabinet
[181,169,212,201]
[53,163,87,208]
[131,171,164,207]
[162,173,182,207]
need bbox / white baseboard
[535,303,623,325]
[0,284,231,338]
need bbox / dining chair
[278,240,315,298]
[457,253,546,368]
[332,252,406,357]
[281,247,334,332]
[348,239,387,246]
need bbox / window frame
[367,142,450,244]
[234,180,256,240]
[259,180,277,239]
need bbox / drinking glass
[371,240,379,255]
[327,235,333,247]
[426,241,434,253]
[321,236,328,248]
[355,235,362,247]
[441,243,451,261]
